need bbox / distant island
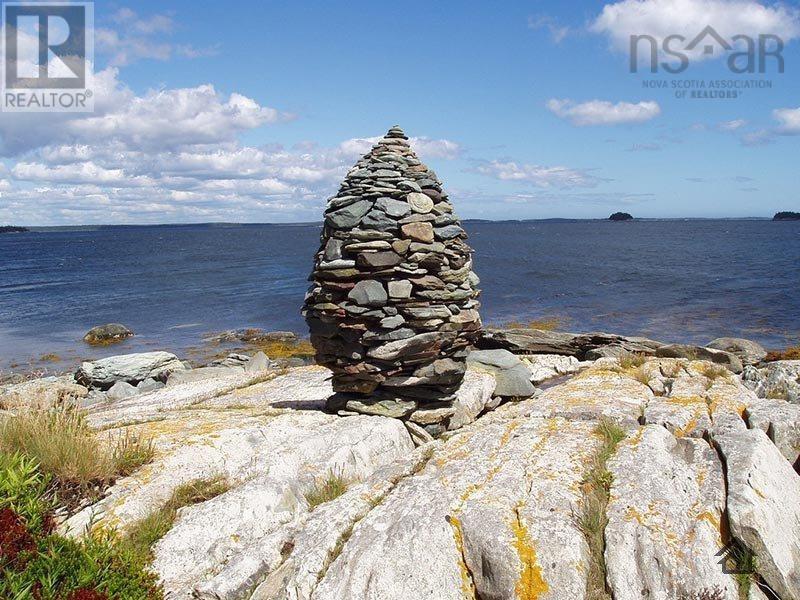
[609,212,633,221]
[773,212,800,221]
[0,225,29,233]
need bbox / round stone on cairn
[303,126,482,428]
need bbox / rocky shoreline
[2,324,799,599]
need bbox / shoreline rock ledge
[303,126,482,429]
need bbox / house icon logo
[686,26,733,57]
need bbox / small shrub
[304,470,350,510]
[619,352,647,370]
[123,476,229,562]
[630,366,651,386]
[0,452,162,599]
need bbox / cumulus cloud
[473,160,602,189]
[0,69,462,225]
[0,68,294,156]
[547,99,661,126]
[592,0,800,62]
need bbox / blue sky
[1,0,799,224]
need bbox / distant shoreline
[5,217,789,231]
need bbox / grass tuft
[577,418,626,600]
[618,351,647,370]
[122,476,229,563]
[0,407,155,494]
[720,540,757,598]
[304,469,350,510]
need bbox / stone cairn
[303,126,482,430]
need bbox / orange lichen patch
[695,510,720,531]
[665,395,706,408]
[625,506,646,525]
[447,515,476,598]
[674,416,699,438]
[511,505,549,600]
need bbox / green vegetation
[720,540,758,598]
[698,363,730,389]
[618,351,647,370]
[0,406,153,492]
[578,418,626,600]
[0,452,162,600]
[304,470,350,510]
[122,477,229,564]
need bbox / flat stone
[407,192,434,214]
[366,333,443,361]
[356,251,403,269]
[106,380,138,402]
[361,210,398,231]
[386,280,412,299]
[434,225,465,240]
[375,197,411,218]
[347,280,388,307]
[326,200,372,229]
[400,221,435,243]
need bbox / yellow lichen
[511,506,549,600]
[448,515,476,598]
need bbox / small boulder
[106,381,138,402]
[137,378,165,394]
[655,344,743,373]
[83,323,133,346]
[707,337,767,366]
[466,349,536,397]
[75,351,186,389]
[245,351,271,373]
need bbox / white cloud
[0,68,294,156]
[718,119,748,131]
[0,70,462,225]
[97,8,217,66]
[592,0,800,62]
[474,160,602,188]
[528,15,571,43]
[547,99,661,126]
[773,107,800,134]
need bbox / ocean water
[0,219,798,372]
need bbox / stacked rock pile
[303,126,482,428]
